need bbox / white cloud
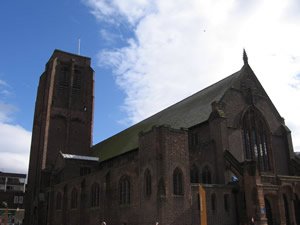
[0,121,31,174]
[84,0,156,25]
[290,73,300,90]
[0,79,12,98]
[0,80,8,87]
[99,29,122,45]
[0,123,31,173]
[0,79,31,174]
[85,0,300,152]
[0,102,16,123]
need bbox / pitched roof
[92,67,245,161]
[0,171,26,178]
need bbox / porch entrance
[264,198,273,225]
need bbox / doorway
[283,194,291,225]
[264,197,273,225]
[294,194,300,225]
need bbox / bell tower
[25,50,94,225]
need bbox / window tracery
[242,107,271,171]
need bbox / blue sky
[0,0,130,172]
[1,0,300,173]
[0,0,129,136]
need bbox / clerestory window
[202,166,212,184]
[144,169,151,197]
[56,192,62,210]
[90,183,100,207]
[71,188,78,209]
[190,165,199,183]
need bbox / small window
[14,196,18,204]
[190,165,199,183]
[194,133,199,145]
[211,193,216,211]
[144,169,151,197]
[18,196,23,204]
[173,168,184,195]
[105,172,111,194]
[71,188,78,209]
[190,133,199,146]
[56,192,62,210]
[224,194,230,212]
[7,186,13,190]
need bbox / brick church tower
[24,50,94,225]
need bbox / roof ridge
[93,68,242,148]
[163,70,241,110]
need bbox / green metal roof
[92,68,243,161]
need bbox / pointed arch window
[211,193,216,211]
[224,194,230,212]
[105,172,111,195]
[242,107,271,171]
[283,194,291,225]
[90,183,100,207]
[119,176,130,205]
[144,169,152,197]
[71,188,78,209]
[173,168,184,195]
[202,166,212,184]
[56,192,62,210]
[190,165,199,183]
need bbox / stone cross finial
[243,49,248,65]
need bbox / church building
[24,50,300,225]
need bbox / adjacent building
[0,171,26,224]
[25,50,300,225]
[0,172,26,193]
